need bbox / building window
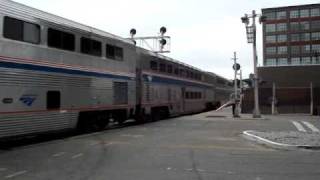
[312,44,320,51]
[277,34,287,43]
[312,56,319,64]
[266,58,277,66]
[276,11,287,19]
[266,47,276,55]
[266,35,276,43]
[290,10,299,18]
[277,23,287,32]
[291,34,300,42]
[266,24,276,33]
[311,8,320,17]
[106,44,123,60]
[301,45,311,53]
[277,46,287,54]
[291,57,301,65]
[291,46,300,54]
[301,57,311,64]
[81,37,102,57]
[300,21,310,30]
[264,12,276,20]
[300,9,310,18]
[48,28,75,51]
[290,22,300,31]
[300,33,310,41]
[311,20,320,30]
[3,16,40,44]
[278,58,288,66]
[311,32,320,40]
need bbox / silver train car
[0,0,232,139]
[135,48,222,120]
[0,0,137,138]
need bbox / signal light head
[159,39,167,46]
[160,26,167,35]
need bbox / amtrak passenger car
[0,0,136,138]
[136,48,218,120]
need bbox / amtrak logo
[19,94,38,106]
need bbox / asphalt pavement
[0,108,320,180]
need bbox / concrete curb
[242,130,320,150]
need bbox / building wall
[262,4,320,67]
[242,66,320,114]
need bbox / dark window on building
[3,16,40,44]
[160,63,166,72]
[106,44,123,60]
[167,65,173,73]
[150,61,158,70]
[47,91,61,110]
[81,37,102,56]
[48,28,75,51]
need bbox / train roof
[0,0,133,44]
[136,47,205,73]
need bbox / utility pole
[251,10,261,118]
[241,10,264,118]
[232,52,240,118]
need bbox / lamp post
[241,10,266,118]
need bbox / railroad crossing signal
[233,63,241,71]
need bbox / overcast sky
[13,0,319,79]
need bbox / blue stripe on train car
[142,74,212,88]
[0,60,135,81]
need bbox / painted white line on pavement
[292,121,307,132]
[52,152,66,157]
[71,153,83,159]
[5,170,27,179]
[302,121,320,133]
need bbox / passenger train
[0,0,232,139]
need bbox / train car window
[3,16,40,44]
[160,63,166,72]
[150,61,158,70]
[180,69,185,77]
[174,68,179,75]
[81,37,102,57]
[190,72,194,79]
[106,44,115,59]
[114,46,124,60]
[167,65,173,73]
[24,22,40,44]
[48,28,75,51]
[47,91,61,110]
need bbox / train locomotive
[0,0,232,139]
